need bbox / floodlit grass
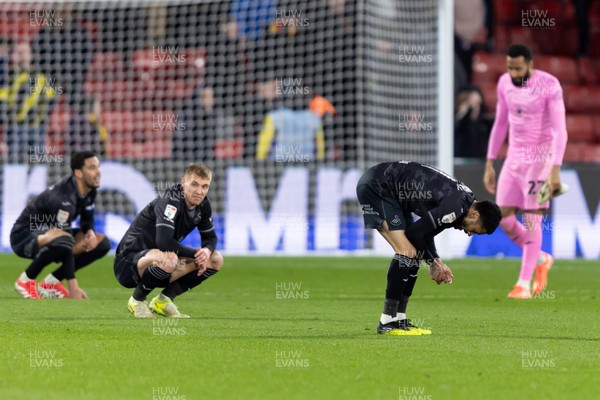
[0,254,598,399]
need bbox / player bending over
[357,161,502,335]
[12,151,111,299]
[484,44,568,299]
[114,163,223,318]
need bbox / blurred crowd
[0,0,349,163]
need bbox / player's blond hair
[184,163,212,180]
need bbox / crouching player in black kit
[356,161,502,335]
[114,163,223,318]
[12,151,111,299]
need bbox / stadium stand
[471,0,600,162]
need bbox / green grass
[0,254,598,400]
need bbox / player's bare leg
[499,207,552,299]
[36,229,72,248]
[524,210,554,295]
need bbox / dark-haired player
[114,163,223,318]
[357,161,502,335]
[12,151,111,299]
[484,44,568,299]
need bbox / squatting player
[114,163,223,318]
[12,151,111,299]
[357,161,502,335]
[484,44,568,299]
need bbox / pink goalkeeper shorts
[496,158,553,211]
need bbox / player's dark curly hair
[507,44,533,61]
[71,151,97,173]
[475,200,502,234]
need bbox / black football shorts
[356,165,410,231]
[113,249,149,288]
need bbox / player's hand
[429,259,453,285]
[84,230,98,252]
[194,247,211,269]
[70,287,88,300]
[194,248,211,276]
[483,161,496,195]
[547,166,561,195]
[67,279,88,299]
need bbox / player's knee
[47,229,72,240]
[151,251,179,272]
[46,235,75,261]
[48,235,75,251]
[209,251,223,271]
[391,242,418,259]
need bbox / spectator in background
[310,94,337,160]
[230,0,277,42]
[255,95,335,162]
[454,52,489,158]
[31,6,95,110]
[454,0,485,82]
[177,83,232,162]
[0,36,10,88]
[0,37,10,158]
[308,0,357,161]
[482,0,494,52]
[64,94,108,157]
[243,0,311,158]
[573,0,594,57]
[0,42,58,163]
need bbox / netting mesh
[0,0,440,253]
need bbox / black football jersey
[13,176,96,233]
[376,161,475,229]
[116,184,215,258]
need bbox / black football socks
[162,268,219,300]
[132,265,171,301]
[382,254,419,321]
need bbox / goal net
[0,0,443,254]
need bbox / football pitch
[1,254,598,400]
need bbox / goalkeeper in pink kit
[483,44,568,299]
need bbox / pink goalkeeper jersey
[486,69,568,165]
